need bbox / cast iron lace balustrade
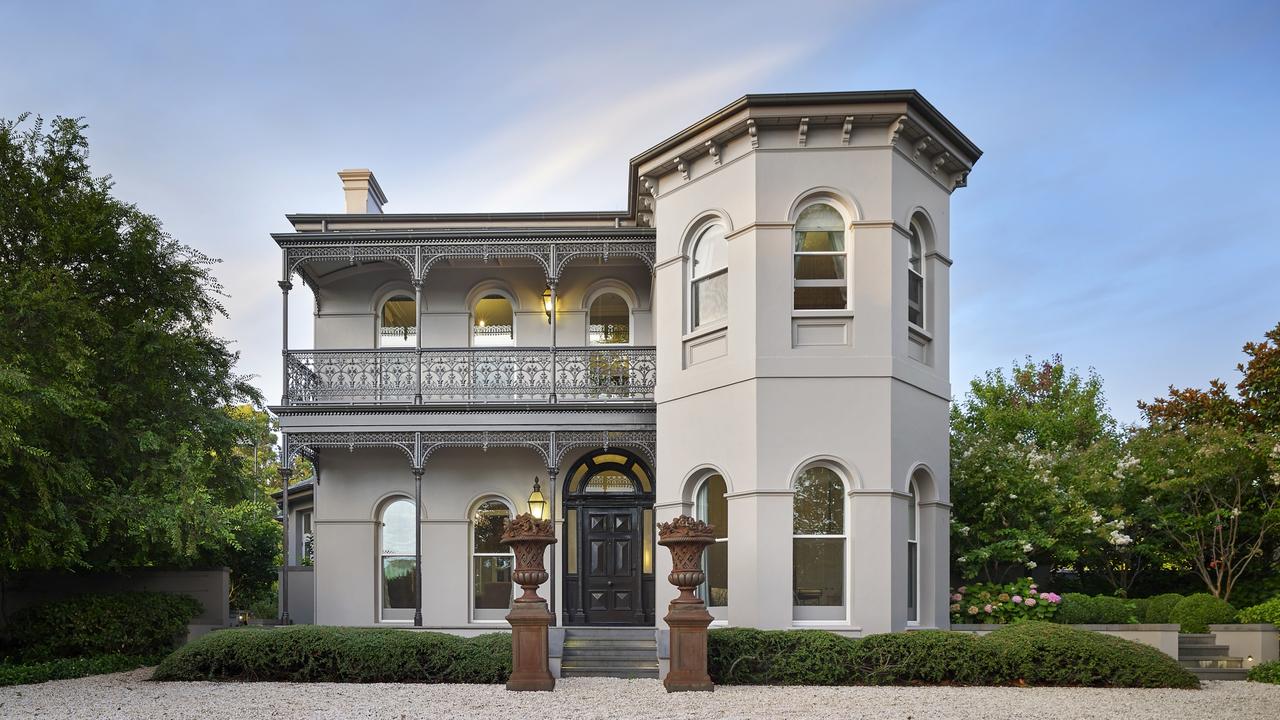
[284,346,656,404]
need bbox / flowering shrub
[949,578,1061,624]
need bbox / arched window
[378,295,417,348]
[695,474,729,615]
[472,499,514,621]
[472,294,514,346]
[793,203,849,311]
[379,498,416,621]
[793,465,847,621]
[907,478,920,623]
[908,222,925,329]
[690,223,728,330]
[588,292,631,345]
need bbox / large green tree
[0,114,262,575]
[950,356,1123,583]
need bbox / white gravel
[2,668,1279,720]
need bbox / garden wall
[952,624,1180,658]
[0,567,230,641]
[1208,624,1279,671]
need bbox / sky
[2,0,1278,424]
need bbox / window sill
[682,321,728,344]
[908,325,932,343]
[792,309,854,319]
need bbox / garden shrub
[1169,594,1236,633]
[1054,594,1137,624]
[152,626,511,683]
[1132,597,1151,622]
[1142,593,1185,624]
[982,622,1198,688]
[0,654,151,687]
[3,592,203,661]
[949,578,1061,624]
[1236,597,1280,625]
[1247,659,1280,684]
[708,623,1198,688]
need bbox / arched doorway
[561,449,655,626]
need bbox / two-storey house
[272,90,979,673]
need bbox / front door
[582,507,641,624]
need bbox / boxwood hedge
[153,626,511,683]
[1169,594,1236,633]
[2,592,202,662]
[708,622,1198,688]
[1247,659,1280,684]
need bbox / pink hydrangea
[1041,592,1061,603]
[958,586,967,594]
[1024,597,1037,607]
[1011,595,1022,604]
[984,604,993,613]
[951,593,963,601]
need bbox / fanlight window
[696,474,729,609]
[793,204,849,310]
[792,466,846,620]
[473,294,514,346]
[380,499,416,618]
[379,296,417,347]
[472,499,514,621]
[588,292,631,344]
[583,470,636,494]
[690,223,728,329]
[908,224,925,328]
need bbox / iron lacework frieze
[281,429,656,471]
[276,230,657,297]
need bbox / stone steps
[1177,634,1248,681]
[561,628,658,679]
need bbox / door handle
[607,581,614,587]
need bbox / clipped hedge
[153,626,510,683]
[3,592,202,661]
[1247,659,1280,684]
[1053,594,1137,625]
[1140,593,1185,624]
[708,622,1197,688]
[1237,597,1280,626]
[1170,594,1236,633]
[0,655,152,687]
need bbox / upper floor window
[793,204,849,311]
[690,223,728,330]
[473,294,514,347]
[908,223,925,329]
[589,292,631,345]
[378,295,417,347]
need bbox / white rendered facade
[272,91,980,640]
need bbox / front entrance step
[561,628,658,679]
[1177,633,1248,681]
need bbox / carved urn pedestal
[500,513,558,691]
[658,516,716,692]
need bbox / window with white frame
[695,474,729,612]
[296,510,313,566]
[907,478,919,623]
[689,223,728,330]
[908,223,925,329]
[793,203,849,311]
[471,499,514,621]
[472,294,514,346]
[378,295,417,347]
[588,292,631,344]
[379,498,416,621]
[792,465,847,621]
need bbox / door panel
[580,507,642,624]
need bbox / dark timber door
[583,507,641,624]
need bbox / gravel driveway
[2,668,1278,719]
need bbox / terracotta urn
[658,515,716,692]
[500,513,558,691]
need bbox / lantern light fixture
[528,477,548,520]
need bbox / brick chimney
[337,169,388,214]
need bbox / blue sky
[2,1,1277,423]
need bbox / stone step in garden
[561,628,659,679]
[1178,644,1233,657]
[1177,633,1250,680]
[1188,666,1250,681]
[1178,633,1219,646]
[1180,657,1244,669]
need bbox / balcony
[284,346,656,405]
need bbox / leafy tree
[0,114,260,576]
[950,357,1121,582]
[1130,322,1280,601]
